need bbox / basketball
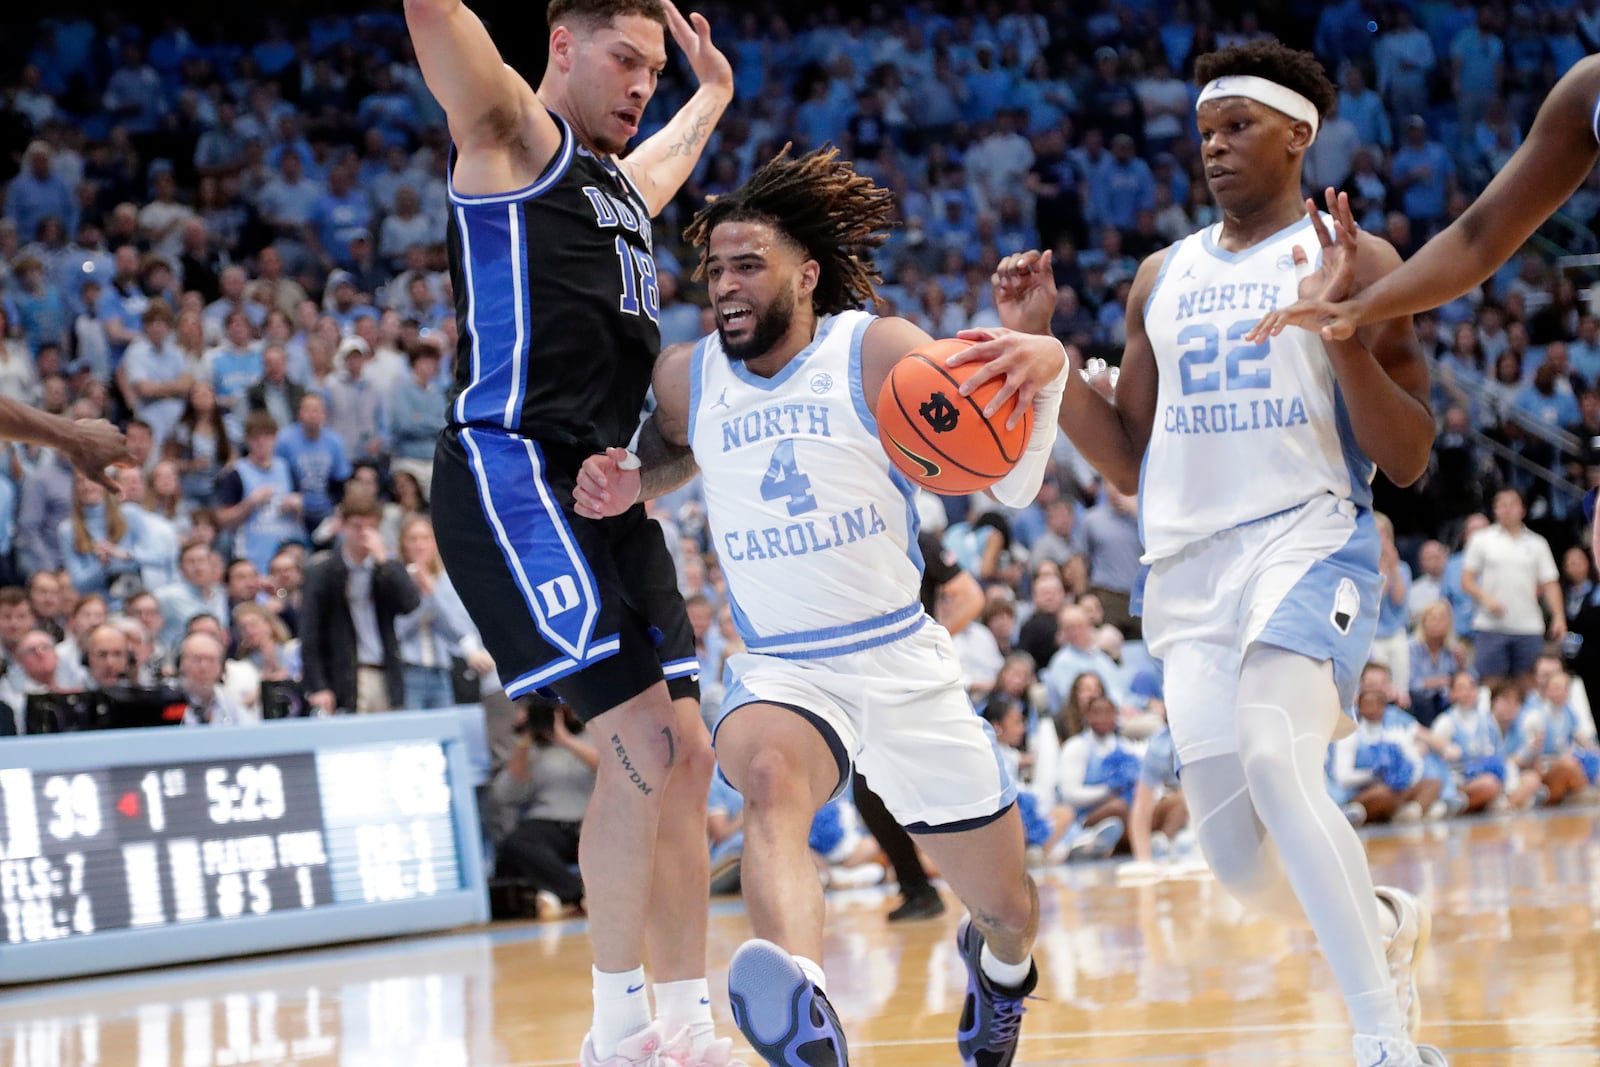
[876,338,1032,494]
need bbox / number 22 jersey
[1139,215,1376,562]
[687,310,926,655]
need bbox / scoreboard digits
[0,742,463,947]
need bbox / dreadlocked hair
[1193,40,1336,119]
[683,144,897,316]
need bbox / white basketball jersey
[1140,216,1374,562]
[688,309,925,655]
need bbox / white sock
[654,979,715,1044]
[980,944,1033,989]
[592,966,651,1059]
[792,954,827,994]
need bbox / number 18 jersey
[1140,215,1375,563]
[687,310,926,656]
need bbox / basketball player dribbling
[573,146,1068,1067]
[957,41,1447,1067]
[403,1,738,1064]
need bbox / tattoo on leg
[611,733,654,796]
[662,725,677,770]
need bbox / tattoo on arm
[666,108,712,159]
[636,417,699,500]
[662,726,677,770]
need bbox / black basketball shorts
[433,428,700,720]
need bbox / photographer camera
[490,696,597,921]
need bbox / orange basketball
[876,338,1031,495]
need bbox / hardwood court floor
[3,810,1599,1066]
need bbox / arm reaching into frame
[1249,55,1600,343]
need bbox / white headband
[1196,75,1320,142]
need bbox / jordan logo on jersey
[1331,577,1360,635]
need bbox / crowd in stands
[5,2,1600,907]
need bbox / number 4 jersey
[1140,214,1375,563]
[687,309,927,653]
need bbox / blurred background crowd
[3,0,1599,910]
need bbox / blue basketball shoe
[955,919,1037,1067]
[727,939,848,1066]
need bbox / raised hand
[1245,188,1363,344]
[662,0,732,92]
[944,327,1068,430]
[991,249,1056,335]
[573,447,642,520]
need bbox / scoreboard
[0,710,488,983]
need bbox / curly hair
[1193,39,1337,119]
[682,144,898,316]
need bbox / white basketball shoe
[1375,885,1431,1038]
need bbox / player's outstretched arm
[618,0,733,216]
[0,396,132,492]
[1251,55,1600,343]
[403,0,558,165]
[573,343,700,519]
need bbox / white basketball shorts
[1142,494,1383,768]
[714,619,1017,831]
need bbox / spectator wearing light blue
[1081,486,1143,636]
[1390,116,1455,235]
[95,247,153,365]
[155,543,231,651]
[1514,363,1582,433]
[1088,135,1155,235]
[255,152,324,249]
[357,67,417,147]
[58,472,146,606]
[1370,513,1413,691]
[214,413,307,573]
[1374,7,1435,121]
[1335,65,1391,151]
[1450,7,1505,130]
[275,393,350,532]
[205,310,264,443]
[387,339,449,498]
[395,516,493,710]
[102,42,168,135]
[5,142,77,245]
[203,266,268,340]
[963,43,1013,122]
[8,255,69,356]
[1409,601,1460,727]
[1042,604,1130,713]
[306,162,375,272]
[121,301,191,448]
